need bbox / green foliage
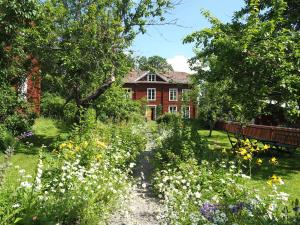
[94,85,144,122]
[184,0,300,123]
[0,115,147,224]
[30,0,175,109]
[0,0,39,136]
[135,55,173,73]
[152,120,300,224]
[41,92,65,118]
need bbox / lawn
[0,117,69,183]
[199,129,300,200]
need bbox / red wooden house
[19,55,41,114]
[123,71,197,120]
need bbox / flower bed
[152,117,300,224]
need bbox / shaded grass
[0,117,69,182]
[199,129,300,200]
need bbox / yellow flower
[239,148,247,156]
[263,144,270,150]
[269,157,278,165]
[243,153,252,160]
[59,143,67,149]
[96,154,102,161]
[256,158,263,166]
[67,142,73,149]
[267,174,284,185]
[96,140,107,149]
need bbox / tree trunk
[208,120,214,137]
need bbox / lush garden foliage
[152,116,300,224]
[0,111,146,225]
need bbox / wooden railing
[216,121,300,147]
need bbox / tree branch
[79,75,116,107]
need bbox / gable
[134,72,168,82]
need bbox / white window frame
[168,105,177,114]
[181,106,190,119]
[147,74,156,82]
[147,88,156,101]
[182,89,190,101]
[124,88,133,99]
[169,88,178,101]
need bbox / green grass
[0,117,69,184]
[199,129,300,200]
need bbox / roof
[124,70,191,84]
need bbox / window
[168,106,177,114]
[147,88,156,101]
[124,88,133,99]
[182,89,190,101]
[147,74,156,81]
[169,88,178,101]
[181,106,190,118]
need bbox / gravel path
[108,139,162,225]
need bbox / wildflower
[142,183,147,188]
[239,148,247,156]
[269,157,278,165]
[243,153,252,160]
[200,202,218,221]
[267,175,284,185]
[256,158,263,166]
[12,203,20,208]
[129,163,135,168]
[194,192,201,199]
[263,144,270,150]
[20,181,32,188]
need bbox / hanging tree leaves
[31,0,178,108]
[184,0,300,123]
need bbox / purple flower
[229,202,248,214]
[17,131,34,140]
[200,202,218,221]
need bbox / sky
[131,0,245,73]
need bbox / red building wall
[124,83,197,119]
[26,55,41,115]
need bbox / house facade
[123,71,197,120]
[19,55,41,114]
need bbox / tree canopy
[135,55,173,73]
[31,0,176,108]
[184,0,300,123]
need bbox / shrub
[41,92,65,118]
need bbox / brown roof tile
[124,70,191,84]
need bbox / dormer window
[147,74,156,82]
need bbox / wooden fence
[216,121,300,147]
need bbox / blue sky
[131,0,245,72]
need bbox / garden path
[108,137,162,225]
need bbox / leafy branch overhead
[184,0,300,122]
[30,0,178,108]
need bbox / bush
[156,112,181,124]
[41,92,65,118]
[0,125,16,151]
[0,84,36,135]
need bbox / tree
[198,81,232,136]
[136,55,173,73]
[0,0,40,134]
[238,0,300,30]
[184,0,300,123]
[31,0,177,109]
